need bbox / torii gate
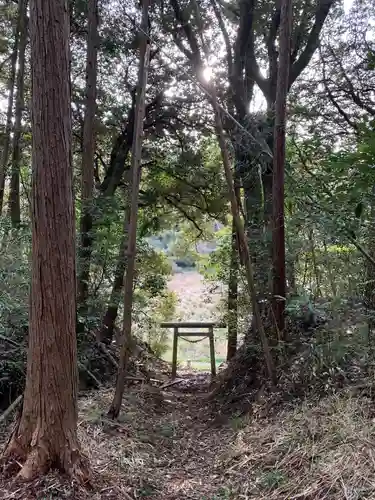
[160,321,225,379]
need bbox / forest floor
[1,273,375,498]
[2,368,375,499]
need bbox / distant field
[187,358,226,371]
[162,270,228,369]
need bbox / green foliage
[0,218,175,400]
[260,470,286,490]
[0,224,30,406]
[0,0,374,414]
[136,290,178,357]
[199,225,231,282]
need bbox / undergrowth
[211,298,372,416]
[222,393,375,499]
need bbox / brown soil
[1,371,375,499]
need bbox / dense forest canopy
[0,0,375,496]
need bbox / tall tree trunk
[108,0,151,419]
[227,218,238,361]
[238,152,265,283]
[191,0,274,382]
[98,210,129,344]
[8,0,28,228]
[262,112,274,298]
[2,0,90,481]
[0,5,21,213]
[77,0,99,307]
[214,105,275,383]
[235,146,269,339]
[309,229,321,296]
[271,0,292,337]
[365,187,375,310]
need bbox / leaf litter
[1,371,375,499]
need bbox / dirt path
[2,372,375,499]
[79,372,235,500]
[144,390,231,499]
[0,372,235,500]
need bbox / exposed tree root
[2,433,92,484]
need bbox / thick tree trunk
[227,218,238,361]
[0,6,21,213]
[215,121,275,384]
[2,0,90,481]
[8,0,28,228]
[77,0,99,307]
[235,143,270,339]
[271,0,292,337]
[206,97,275,383]
[260,112,275,299]
[108,0,151,419]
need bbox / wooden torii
[160,322,225,379]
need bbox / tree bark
[190,0,275,382]
[214,103,275,383]
[236,149,265,287]
[227,218,238,361]
[365,192,375,309]
[272,0,292,337]
[108,0,151,419]
[98,213,129,344]
[309,229,321,296]
[0,4,21,214]
[8,0,28,228]
[77,0,99,307]
[2,0,90,482]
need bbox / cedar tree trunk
[8,0,28,227]
[2,0,90,482]
[77,0,99,307]
[0,5,20,213]
[272,0,292,336]
[227,218,238,361]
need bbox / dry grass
[0,381,232,499]
[2,382,375,499]
[221,393,375,499]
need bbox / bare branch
[320,46,359,131]
[210,0,233,80]
[169,0,202,69]
[289,0,334,86]
[164,194,204,236]
[327,45,375,117]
